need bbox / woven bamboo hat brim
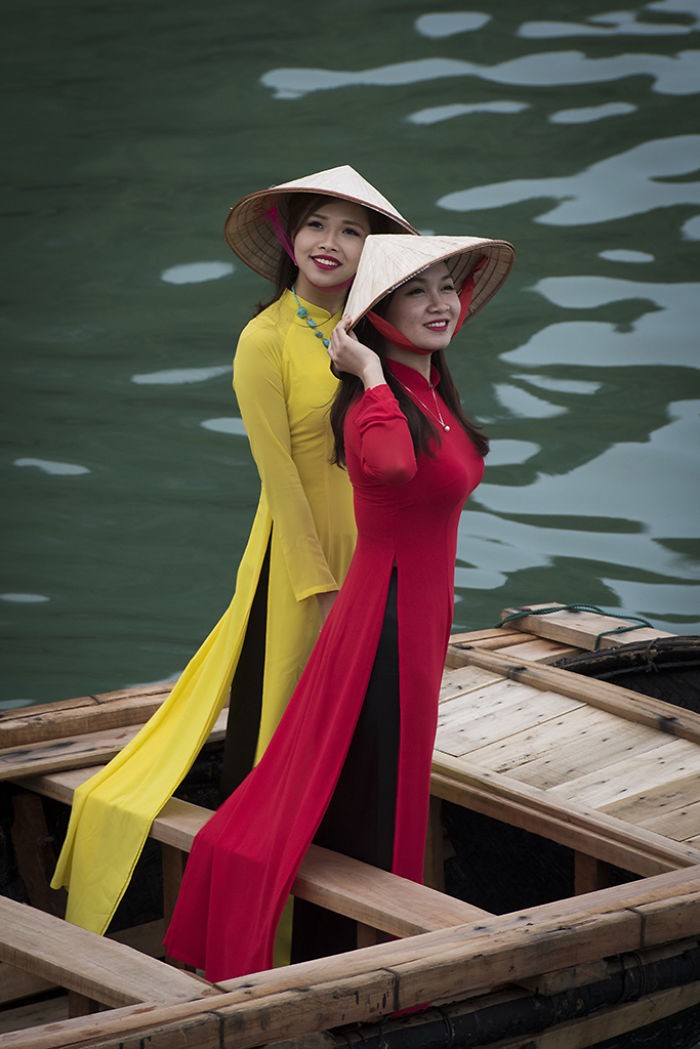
[223,166,418,281]
[344,234,516,328]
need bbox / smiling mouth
[311,255,341,270]
[425,319,449,331]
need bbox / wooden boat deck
[1,602,699,1047]
[434,604,700,891]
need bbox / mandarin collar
[282,288,340,326]
[386,357,441,390]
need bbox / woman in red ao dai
[163,234,516,980]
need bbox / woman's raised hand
[328,317,385,390]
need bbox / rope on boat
[495,603,656,650]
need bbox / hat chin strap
[366,268,479,355]
[264,205,354,292]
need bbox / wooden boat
[1,602,699,1048]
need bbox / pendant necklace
[291,286,330,348]
[395,377,451,432]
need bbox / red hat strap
[365,256,487,354]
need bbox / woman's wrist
[361,358,386,390]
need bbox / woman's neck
[386,345,432,381]
[293,275,346,315]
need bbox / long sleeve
[347,384,417,485]
[233,314,342,601]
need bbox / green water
[2,0,699,706]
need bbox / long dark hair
[255,195,396,314]
[330,310,489,466]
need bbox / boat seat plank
[0,896,213,1008]
[16,769,491,939]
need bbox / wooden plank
[600,770,700,823]
[0,995,68,1037]
[18,770,491,937]
[10,792,66,915]
[496,603,673,650]
[430,754,700,874]
[2,868,699,1049]
[0,962,55,1006]
[0,688,174,748]
[447,646,700,743]
[495,638,580,662]
[548,739,700,809]
[0,897,214,1009]
[0,710,228,781]
[495,714,675,789]
[634,797,700,841]
[438,664,504,705]
[438,676,544,724]
[437,690,590,759]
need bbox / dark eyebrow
[405,274,455,286]
[309,210,367,229]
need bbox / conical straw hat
[344,234,516,328]
[224,165,419,282]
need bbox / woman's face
[383,262,460,353]
[292,198,371,299]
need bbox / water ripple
[598,249,654,262]
[439,135,700,225]
[1,593,50,603]
[161,261,234,285]
[14,458,90,476]
[408,100,528,125]
[475,399,699,536]
[519,4,699,38]
[201,417,247,436]
[131,365,231,385]
[507,276,699,369]
[415,13,490,38]
[262,51,700,100]
[549,102,637,124]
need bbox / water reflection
[408,101,528,125]
[14,458,90,476]
[508,277,698,368]
[262,53,700,100]
[518,4,700,38]
[131,365,232,385]
[161,261,234,285]
[549,102,637,123]
[439,135,700,223]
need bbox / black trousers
[219,544,270,801]
[291,569,400,962]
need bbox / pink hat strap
[262,206,297,266]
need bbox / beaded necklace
[395,377,451,432]
[291,286,331,349]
